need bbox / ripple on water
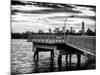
[11,39,95,74]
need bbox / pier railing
[65,35,96,55]
[27,34,96,55]
[27,34,65,43]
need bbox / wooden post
[50,52,54,72]
[77,54,81,67]
[34,59,39,72]
[36,51,39,61]
[51,50,54,58]
[33,48,39,61]
[33,51,36,60]
[69,54,72,65]
[66,54,68,65]
[58,55,62,70]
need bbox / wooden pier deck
[27,34,96,67]
[28,34,96,56]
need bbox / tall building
[82,21,85,34]
[62,26,65,33]
[70,27,73,33]
[49,28,52,33]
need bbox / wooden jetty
[27,34,96,68]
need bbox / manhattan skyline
[11,0,96,33]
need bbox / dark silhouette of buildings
[38,29,44,34]
[53,28,60,34]
[49,28,52,33]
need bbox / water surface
[11,39,95,74]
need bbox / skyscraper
[70,27,73,33]
[49,28,52,33]
[82,21,85,34]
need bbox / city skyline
[11,0,96,33]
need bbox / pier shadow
[57,55,62,71]
[49,57,54,72]
[34,59,39,73]
[33,54,55,73]
[81,56,96,70]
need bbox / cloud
[11,0,82,15]
[12,8,81,15]
[12,0,75,9]
[11,0,96,33]
[71,15,95,20]
[12,0,26,5]
[75,4,95,9]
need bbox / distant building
[38,29,44,34]
[78,30,82,33]
[82,21,85,34]
[53,28,60,33]
[49,28,52,33]
[66,29,69,33]
[70,27,73,33]
[62,26,65,33]
[72,30,76,33]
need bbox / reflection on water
[11,39,95,74]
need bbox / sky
[11,0,96,33]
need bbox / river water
[11,39,95,74]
